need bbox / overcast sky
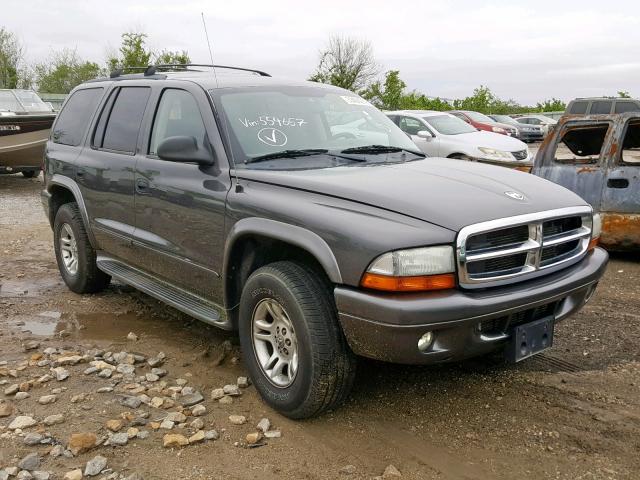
[3,0,639,104]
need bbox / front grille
[457,207,592,288]
[512,150,528,160]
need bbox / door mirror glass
[157,135,214,165]
[417,130,433,139]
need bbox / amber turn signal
[588,237,599,251]
[361,272,456,292]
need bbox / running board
[97,256,230,330]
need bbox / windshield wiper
[245,149,329,164]
[340,145,425,157]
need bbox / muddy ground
[0,173,639,480]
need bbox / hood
[454,131,528,152]
[236,157,588,232]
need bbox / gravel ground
[0,173,639,480]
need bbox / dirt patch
[1,173,639,479]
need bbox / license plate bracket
[505,316,554,363]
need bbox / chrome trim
[456,206,593,289]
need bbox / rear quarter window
[615,101,640,114]
[52,88,104,146]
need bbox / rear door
[532,119,612,208]
[77,84,152,263]
[132,82,231,302]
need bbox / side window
[518,118,530,125]
[621,120,640,165]
[529,118,541,125]
[553,124,609,165]
[149,89,206,156]
[96,87,151,154]
[615,101,640,114]
[398,117,423,135]
[590,100,612,114]
[568,101,588,114]
[52,88,104,146]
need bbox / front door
[398,116,438,156]
[132,85,231,302]
[533,120,612,208]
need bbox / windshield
[490,115,517,125]
[13,90,51,113]
[465,111,495,123]
[423,115,477,135]
[0,90,23,112]
[212,86,418,169]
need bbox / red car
[448,110,518,137]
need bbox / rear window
[568,101,588,114]
[98,87,151,154]
[52,88,104,146]
[615,101,640,114]
[590,101,612,114]
[553,124,610,165]
[621,120,640,165]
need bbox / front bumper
[335,247,608,364]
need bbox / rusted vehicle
[533,113,640,250]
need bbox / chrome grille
[457,207,593,289]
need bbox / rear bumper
[334,248,608,364]
[0,165,41,174]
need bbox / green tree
[362,70,406,110]
[535,98,566,112]
[155,49,190,65]
[452,85,496,113]
[618,90,631,98]
[309,36,379,92]
[107,32,152,72]
[34,49,102,93]
[0,27,24,88]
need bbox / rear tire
[22,170,39,178]
[53,203,111,293]
[239,261,356,419]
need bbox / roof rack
[109,64,271,79]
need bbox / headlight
[478,147,513,161]
[492,126,507,134]
[361,246,456,292]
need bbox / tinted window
[553,124,609,165]
[52,88,104,146]
[615,101,640,114]
[568,101,588,114]
[100,87,150,153]
[621,120,640,165]
[149,89,206,156]
[517,118,530,124]
[398,117,424,135]
[590,100,612,114]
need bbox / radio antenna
[201,12,218,87]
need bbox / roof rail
[109,64,271,79]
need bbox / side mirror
[157,136,215,166]
[417,130,434,139]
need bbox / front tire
[239,261,356,419]
[53,203,111,293]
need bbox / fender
[47,174,97,248]
[223,217,343,284]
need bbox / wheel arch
[223,218,343,327]
[47,174,96,247]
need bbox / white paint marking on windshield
[257,128,288,147]
[239,116,307,128]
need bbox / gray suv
[41,65,608,418]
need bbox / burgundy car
[449,110,517,137]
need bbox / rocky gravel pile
[0,334,283,479]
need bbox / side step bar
[97,256,230,330]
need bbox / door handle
[607,178,629,189]
[135,178,150,193]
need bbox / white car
[386,110,533,170]
[515,114,557,136]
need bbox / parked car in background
[388,110,532,171]
[532,112,639,250]
[1,89,56,178]
[565,97,640,116]
[516,114,557,136]
[448,110,518,137]
[489,114,544,143]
